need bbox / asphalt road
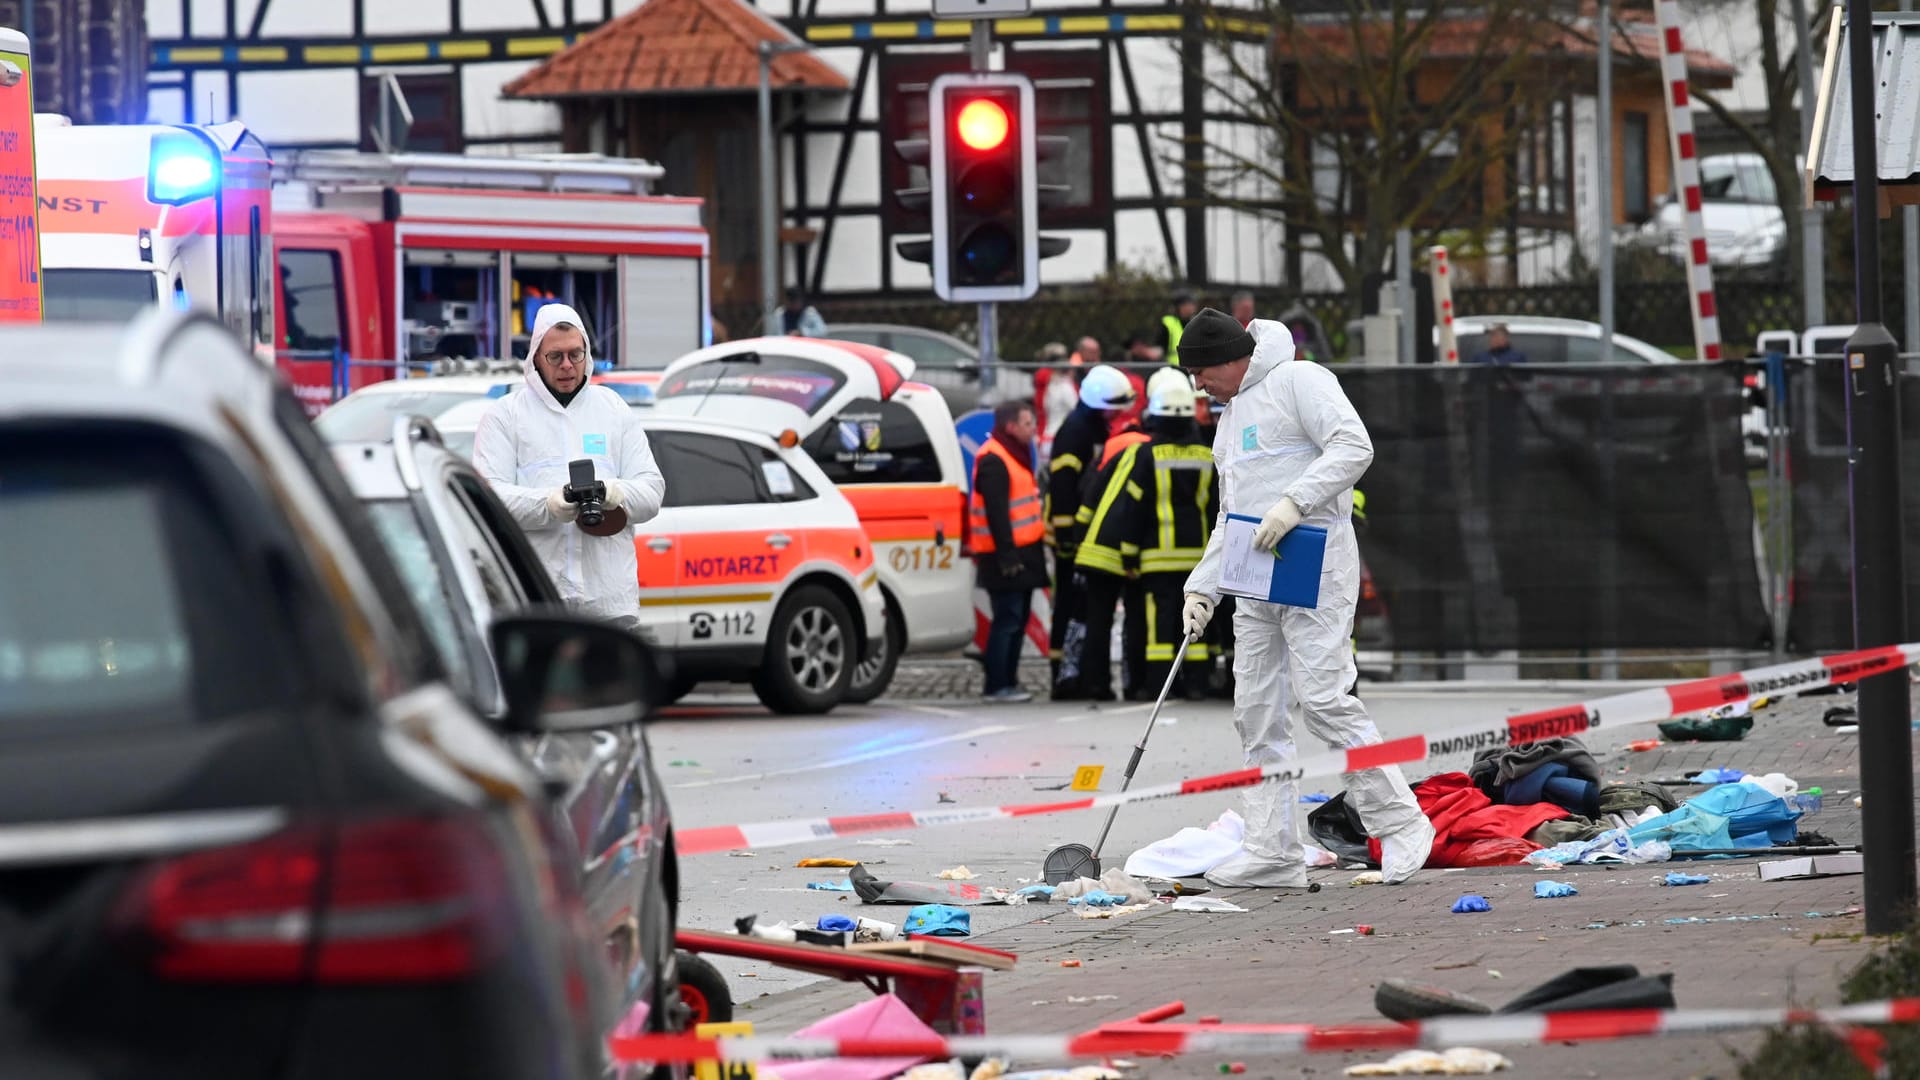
[648,680,1657,1000]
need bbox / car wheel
[675,950,733,1026]
[752,584,854,714]
[843,599,904,705]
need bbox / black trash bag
[1307,792,1375,867]
[1497,965,1676,1014]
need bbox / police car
[651,337,974,702]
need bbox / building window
[879,49,1110,233]
[1623,111,1650,221]
[359,73,464,154]
[1514,96,1573,221]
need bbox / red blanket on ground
[1367,772,1568,868]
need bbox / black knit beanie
[1176,307,1256,368]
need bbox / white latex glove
[601,477,629,511]
[1182,592,1215,639]
[546,487,579,523]
[1252,496,1303,551]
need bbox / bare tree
[1185,0,1577,299]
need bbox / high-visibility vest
[968,437,1044,554]
[1161,314,1183,360]
[1098,430,1151,468]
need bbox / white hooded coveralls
[472,305,666,624]
[1185,319,1425,884]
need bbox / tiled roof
[503,0,849,99]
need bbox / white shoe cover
[1378,817,1435,884]
[1204,849,1308,889]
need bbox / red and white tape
[1654,0,1723,362]
[611,997,1920,1065]
[673,643,1919,856]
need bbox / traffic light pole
[970,19,1000,395]
[1841,0,1914,937]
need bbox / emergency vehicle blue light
[486,385,513,398]
[148,130,222,205]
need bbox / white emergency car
[319,373,887,713]
[651,337,975,702]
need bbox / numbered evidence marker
[694,1021,756,1080]
[1071,764,1104,791]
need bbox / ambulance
[0,29,40,324]
[35,115,274,358]
[650,338,975,702]
[270,149,711,417]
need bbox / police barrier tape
[672,643,1920,857]
[611,997,1920,1065]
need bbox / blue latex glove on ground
[1016,884,1056,899]
[806,880,854,891]
[1664,872,1712,886]
[1451,894,1492,913]
[1068,890,1123,907]
[817,915,857,932]
[1533,880,1578,898]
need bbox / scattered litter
[1532,881,1577,899]
[1523,828,1671,867]
[1066,890,1128,908]
[938,791,956,804]
[1061,960,1082,968]
[1075,903,1151,920]
[1170,896,1249,913]
[1689,767,1747,784]
[1626,739,1662,752]
[1432,957,1484,971]
[797,858,859,868]
[1707,893,1729,898]
[1450,895,1492,914]
[1659,707,1753,743]
[1066,995,1121,1004]
[1300,793,1331,803]
[818,915,857,932]
[937,866,979,880]
[1663,872,1711,886]
[1760,853,1864,881]
[1351,871,1385,886]
[1329,928,1357,935]
[1053,869,1156,906]
[1345,1047,1513,1076]
[1486,971,1502,979]
[730,851,757,858]
[1221,1065,1247,1075]
[807,880,855,891]
[903,904,971,937]
[667,760,700,767]
[1356,925,1376,936]
[857,839,914,847]
[1015,884,1057,900]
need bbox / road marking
[671,723,1019,789]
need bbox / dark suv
[0,312,651,1078]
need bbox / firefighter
[1075,368,1217,701]
[1046,364,1136,700]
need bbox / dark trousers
[984,588,1033,694]
[1049,556,1087,694]
[1078,571,1148,700]
[1142,571,1211,698]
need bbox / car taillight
[120,816,512,984]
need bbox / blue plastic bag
[1664,872,1711,886]
[1533,880,1578,898]
[1451,895,1492,914]
[817,914,858,932]
[904,904,971,937]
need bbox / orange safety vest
[969,437,1045,554]
[1098,430,1151,468]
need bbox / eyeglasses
[540,349,587,368]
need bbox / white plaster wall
[1114,206,1180,276]
[1680,2,1789,116]
[235,70,362,144]
[365,0,457,35]
[253,0,352,36]
[461,61,565,139]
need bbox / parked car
[827,322,1034,412]
[1630,152,1788,271]
[314,368,523,451]
[652,337,975,702]
[0,311,647,1078]
[325,413,729,1048]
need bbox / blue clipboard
[1222,514,1327,608]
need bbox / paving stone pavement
[723,688,1914,1079]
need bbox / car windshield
[362,500,477,698]
[656,356,848,414]
[316,390,501,443]
[43,268,158,323]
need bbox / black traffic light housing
[891,71,1069,301]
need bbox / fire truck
[35,115,274,355]
[270,150,711,416]
[0,28,40,325]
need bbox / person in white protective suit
[1176,308,1434,887]
[473,303,665,625]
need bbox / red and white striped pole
[1653,0,1722,362]
[1430,247,1459,363]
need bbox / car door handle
[765,533,793,549]
[646,537,672,552]
[935,524,946,547]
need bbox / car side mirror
[489,614,656,734]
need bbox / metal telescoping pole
[1907,0,1920,357]
[1793,0,1826,326]
[758,42,779,335]
[1841,0,1915,937]
[1395,228,1414,364]
[1597,0,1614,351]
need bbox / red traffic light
[955,99,1010,152]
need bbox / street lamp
[759,38,810,336]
